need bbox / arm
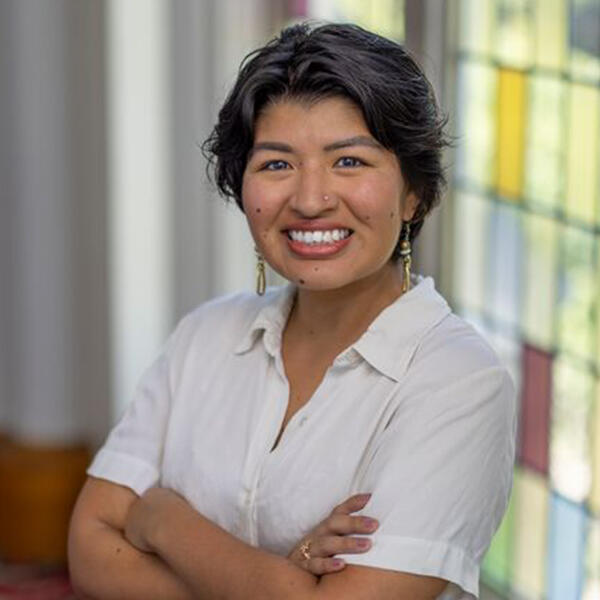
[127,488,448,600]
[68,477,195,600]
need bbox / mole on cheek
[313,267,319,272]
[365,215,371,220]
[390,211,395,218]
[299,279,305,285]
[256,208,261,213]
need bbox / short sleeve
[87,319,187,496]
[336,366,517,598]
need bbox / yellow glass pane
[495,0,535,68]
[550,354,595,503]
[534,0,567,70]
[456,61,498,188]
[566,84,599,224]
[557,226,597,362]
[496,68,527,200]
[512,467,549,598]
[522,214,558,350]
[452,191,490,313]
[524,76,565,210]
[459,0,494,55]
[591,382,600,513]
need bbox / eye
[335,156,365,168]
[261,160,290,171]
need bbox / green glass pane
[522,214,559,350]
[452,191,491,314]
[459,0,494,55]
[534,0,568,70]
[584,516,600,598]
[524,76,565,211]
[565,84,599,225]
[482,486,516,591]
[570,0,600,82]
[455,60,498,189]
[550,354,595,503]
[495,0,535,68]
[556,225,597,362]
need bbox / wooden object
[0,438,90,564]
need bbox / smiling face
[241,96,418,294]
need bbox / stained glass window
[453,1,600,598]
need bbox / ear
[402,190,419,222]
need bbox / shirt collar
[351,274,451,381]
[233,283,296,357]
[233,273,451,381]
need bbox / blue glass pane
[486,203,524,326]
[547,494,587,599]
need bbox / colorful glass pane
[556,225,597,363]
[455,61,498,189]
[584,516,600,599]
[570,0,600,82]
[459,0,494,55]
[512,466,549,599]
[495,0,535,68]
[486,203,523,326]
[565,84,599,225]
[482,490,516,592]
[534,0,568,70]
[550,354,594,503]
[524,75,565,211]
[590,380,600,513]
[547,494,587,599]
[496,68,527,200]
[452,191,490,313]
[521,213,559,350]
[519,345,552,475]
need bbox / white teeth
[287,229,351,245]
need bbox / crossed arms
[68,477,448,600]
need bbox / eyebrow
[248,135,383,159]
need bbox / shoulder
[405,311,515,404]
[164,286,285,357]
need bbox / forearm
[148,498,320,600]
[69,520,195,600]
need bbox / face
[241,96,418,293]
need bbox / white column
[9,0,76,442]
[106,0,174,418]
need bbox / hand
[287,493,379,576]
[124,487,181,553]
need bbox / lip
[283,230,353,258]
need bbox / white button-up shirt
[88,274,517,599]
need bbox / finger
[317,534,373,557]
[331,493,372,515]
[322,513,379,536]
[304,557,346,576]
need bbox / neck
[287,262,407,343]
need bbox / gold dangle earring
[399,221,412,294]
[255,246,266,296]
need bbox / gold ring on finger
[299,540,312,560]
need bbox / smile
[286,228,353,245]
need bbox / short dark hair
[202,21,449,260]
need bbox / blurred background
[0,0,598,598]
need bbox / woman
[68,22,516,600]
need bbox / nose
[289,166,336,216]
